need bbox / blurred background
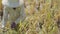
[0,0,60,34]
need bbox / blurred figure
[0,0,3,21]
[1,0,26,28]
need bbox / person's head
[11,22,16,29]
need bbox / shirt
[5,6,21,22]
[2,0,24,7]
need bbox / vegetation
[0,0,60,34]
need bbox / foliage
[0,0,60,34]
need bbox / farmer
[1,0,26,28]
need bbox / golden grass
[0,0,60,34]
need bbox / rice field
[0,0,60,34]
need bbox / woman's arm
[1,6,8,28]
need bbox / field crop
[0,0,60,34]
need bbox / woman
[1,0,26,29]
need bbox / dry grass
[0,0,60,34]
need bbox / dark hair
[11,22,16,29]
